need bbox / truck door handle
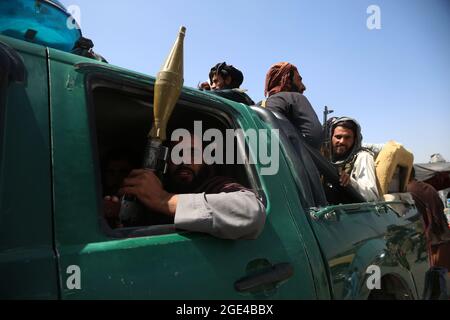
[234,263,294,293]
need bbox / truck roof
[0,0,82,52]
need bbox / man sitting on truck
[259,62,323,150]
[328,117,380,201]
[104,132,266,240]
[198,62,255,105]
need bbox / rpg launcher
[119,26,186,225]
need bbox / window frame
[83,71,266,239]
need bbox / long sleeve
[174,190,266,240]
[350,151,380,201]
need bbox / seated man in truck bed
[259,62,323,150]
[198,62,255,106]
[327,117,380,202]
[105,132,266,240]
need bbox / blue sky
[60,0,450,163]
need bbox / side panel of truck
[0,36,59,299]
[251,108,429,300]
[310,204,428,299]
[48,48,320,299]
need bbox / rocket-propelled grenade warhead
[150,26,185,142]
[119,27,186,226]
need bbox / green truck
[0,0,442,300]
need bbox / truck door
[48,54,319,299]
[0,36,59,299]
[309,202,426,299]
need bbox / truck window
[88,77,262,238]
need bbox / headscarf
[209,62,244,89]
[264,62,304,97]
[329,117,371,173]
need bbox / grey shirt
[175,190,266,240]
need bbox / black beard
[333,153,349,162]
[332,148,351,162]
[166,165,210,194]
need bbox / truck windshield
[0,0,81,52]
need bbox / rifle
[321,106,334,160]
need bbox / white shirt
[349,151,380,202]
